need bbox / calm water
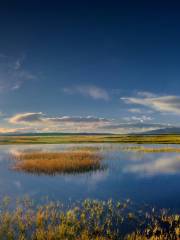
[0,143,180,211]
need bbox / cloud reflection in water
[123,154,180,177]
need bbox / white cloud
[137,91,157,98]
[3,111,174,134]
[123,115,153,123]
[121,92,180,115]
[0,127,32,134]
[7,112,111,133]
[45,116,109,123]
[128,108,142,113]
[0,54,37,91]
[100,122,170,134]
[9,112,44,124]
[9,112,109,124]
[63,85,109,100]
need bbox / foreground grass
[0,197,179,240]
[11,151,103,175]
[2,134,180,145]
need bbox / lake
[0,143,180,212]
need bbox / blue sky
[1,1,180,133]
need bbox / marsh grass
[71,146,102,152]
[11,151,104,175]
[121,146,180,153]
[2,134,180,144]
[0,197,179,240]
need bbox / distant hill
[143,127,180,135]
[1,128,180,136]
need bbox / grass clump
[71,146,102,152]
[11,151,103,175]
[121,146,180,153]
[0,198,179,240]
[127,214,180,240]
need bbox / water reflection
[0,144,180,210]
[123,154,180,177]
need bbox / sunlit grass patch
[121,146,180,153]
[11,151,104,175]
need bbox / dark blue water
[0,144,180,211]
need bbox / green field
[1,134,180,144]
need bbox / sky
[1,1,180,134]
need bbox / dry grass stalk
[11,151,103,175]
